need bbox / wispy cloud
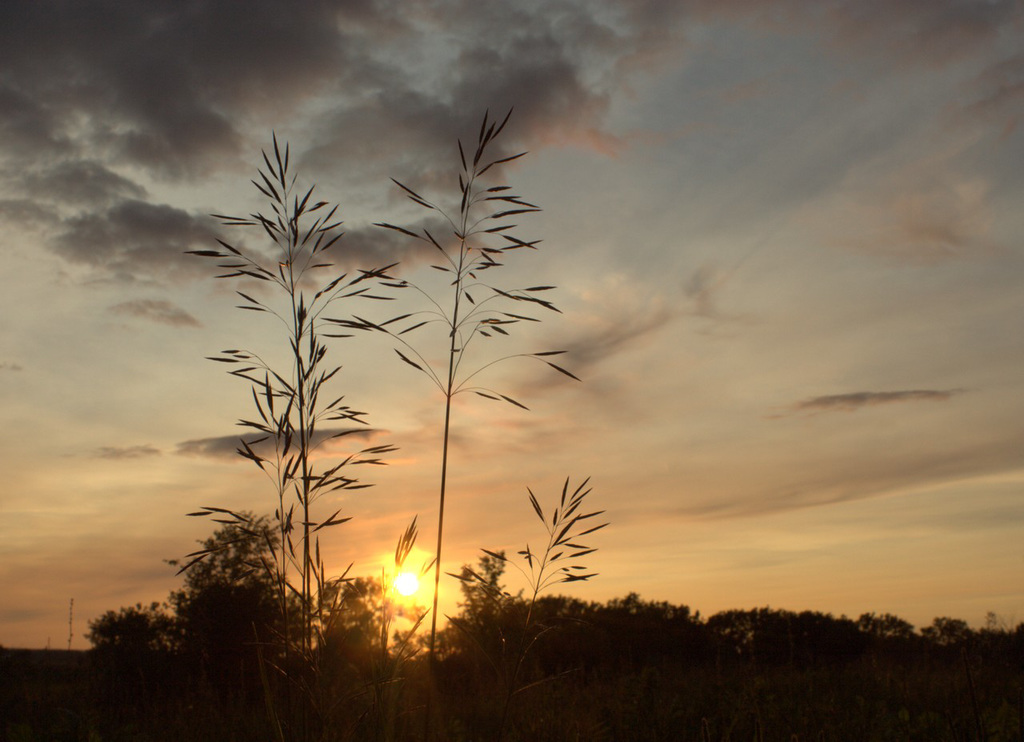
[175,434,267,460]
[176,428,382,461]
[109,299,200,328]
[560,280,677,376]
[825,0,1019,68]
[672,426,1024,523]
[835,178,997,262]
[959,52,1024,137]
[94,445,161,460]
[791,389,965,414]
[680,251,762,324]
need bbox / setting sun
[393,571,419,597]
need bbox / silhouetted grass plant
[358,109,591,737]
[451,477,607,740]
[368,108,581,660]
[183,136,399,739]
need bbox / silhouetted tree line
[84,520,1024,719]
[441,589,1024,685]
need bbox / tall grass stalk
[183,136,397,738]
[370,109,580,674]
[67,598,74,652]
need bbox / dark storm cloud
[95,445,162,460]
[52,199,215,280]
[451,40,618,154]
[0,0,393,176]
[299,0,655,181]
[22,161,147,207]
[2,0,1019,180]
[300,0,700,183]
[329,220,449,272]
[0,83,72,158]
[792,389,965,413]
[4,0,1019,284]
[108,299,201,327]
[0,199,50,225]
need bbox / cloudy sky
[2,0,1023,649]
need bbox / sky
[1,0,1023,649]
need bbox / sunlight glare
[394,571,419,597]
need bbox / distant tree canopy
[168,514,281,695]
[320,576,388,679]
[455,549,515,633]
[168,513,278,598]
[442,549,518,667]
[88,601,177,654]
[89,514,282,700]
[858,611,916,640]
[87,601,181,704]
[88,527,1024,709]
